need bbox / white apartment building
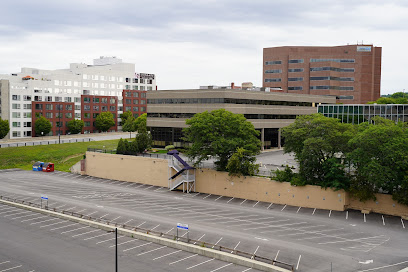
[0,57,156,139]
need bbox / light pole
[109,228,118,272]
[58,104,61,144]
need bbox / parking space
[1,170,407,272]
[0,203,261,272]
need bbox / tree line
[275,113,408,206]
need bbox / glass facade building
[317,104,408,124]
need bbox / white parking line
[4,210,32,217]
[110,216,121,222]
[11,213,39,220]
[96,236,124,244]
[358,260,408,271]
[382,215,385,226]
[40,220,68,228]
[281,205,287,211]
[402,218,406,229]
[0,261,10,265]
[51,222,79,231]
[194,234,206,245]
[137,245,167,256]
[346,211,349,219]
[312,208,316,215]
[251,246,259,259]
[30,218,58,225]
[153,250,182,260]
[72,229,99,237]
[169,254,198,265]
[214,196,223,201]
[296,255,302,270]
[123,242,152,252]
[151,224,160,230]
[253,201,259,207]
[165,228,174,234]
[99,214,109,219]
[296,207,301,213]
[186,258,214,270]
[0,265,22,271]
[318,235,386,245]
[111,239,139,247]
[203,194,212,199]
[240,199,247,205]
[191,193,200,197]
[61,226,89,234]
[241,268,252,272]
[85,211,97,217]
[274,250,280,262]
[364,213,366,223]
[329,210,332,217]
[83,232,112,241]
[267,203,273,209]
[137,221,146,227]
[209,263,233,272]
[123,219,133,225]
[21,215,47,223]
[227,197,234,203]
[212,237,223,248]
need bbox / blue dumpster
[32,161,44,171]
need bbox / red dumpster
[42,162,54,172]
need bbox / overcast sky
[1,0,407,94]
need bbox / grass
[0,139,121,172]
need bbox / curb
[0,199,291,272]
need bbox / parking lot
[0,169,407,271]
[0,202,260,272]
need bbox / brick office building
[31,102,75,136]
[263,44,382,104]
[122,90,147,119]
[81,95,118,133]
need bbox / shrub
[165,145,175,151]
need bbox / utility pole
[58,104,61,144]
[115,228,118,272]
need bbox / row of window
[124,99,146,105]
[310,86,354,91]
[12,131,31,137]
[266,59,356,65]
[12,122,32,128]
[83,113,117,120]
[35,112,73,119]
[12,112,32,118]
[147,98,313,107]
[319,105,408,115]
[125,78,154,84]
[12,104,31,110]
[83,105,116,111]
[265,77,354,82]
[34,104,74,110]
[265,67,355,74]
[148,113,298,120]
[83,97,116,104]
[124,106,146,112]
[124,85,153,91]
[124,92,147,98]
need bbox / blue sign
[41,196,48,200]
[177,223,189,230]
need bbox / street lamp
[109,228,118,272]
[58,104,61,144]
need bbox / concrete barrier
[0,199,291,272]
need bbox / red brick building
[122,90,147,120]
[81,95,118,133]
[31,102,75,136]
[263,44,382,104]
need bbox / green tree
[134,121,152,153]
[67,119,84,134]
[134,113,147,132]
[34,116,52,136]
[116,138,126,154]
[282,114,354,189]
[183,109,261,171]
[348,117,408,203]
[95,112,115,132]
[226,148,259,177]
[122,116,136,138]
[121,111,133,124]
[368,93,408,104]
[0,118,9,139]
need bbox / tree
[67,119,84,134]
[134,113,147,132]
[121,111,133,124]
[34,116,52,136]
[368,93,408,104]
[134,120,152,153]
[95,112,115,132]
[226,148,259,177]
[282,114,354,189]
[0,118,9,139]
[183,109,261,171]
[122,116,136,138]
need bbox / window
[288,68,304,73]
[93,98,100,103]
[337,95,354,100]
[65,105,73,111]
[310,76,354,81]
[35,104,43,110]
[110,98,116,104]
[84,121,91,127]
[148,79,153,84]
[310,58,355,63]
[141,93,146,98]
[289,59,304,63]
[55,97,62,102]
[140,79,145,84]
[45,96,52,102]
[132,85,139,90]
[23,131,32,137]
[24,104,31,110]
[133,113,139,118]
[101,106,107,111]
[93,113,99,118]
[140,86,145,90]
[12,112,21,118]
[133,92,139,97]
[126,78,131,83]
[93,106,99,111]
[265,69,282,74]
[133,78,138,83]
[125,92,131,97]
[288,77,303,81]
[310,86,354,91]
[84,97,90,103]
[126,99,131,104]
[84,105,91,111]
[24,122,31,128]
[12,122,21,127]
[147,86,153,91]
[55,112,63,118]
[46,112,53,118]
[265,60,282,65]
[12,131,21,137]
[101,98,107,104]
[133,107,139,111]
[75,105,81,110]
[64,97,72,102]
[133,99,139,104]
[141,107,146,112]
[265,78,282,82]
[310,67,355,72]
[46,104,53,110]
[288,86,303,91]
[125,106,131,111]
[75,113,80,118]
[34,96,42,102]
[23,112,32,118]
[65,113,72,118]
[23,95,32,101]
[140,100,146,104]
[110,106,116,111]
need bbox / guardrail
[0,195,294,271]
[1,138,92,148]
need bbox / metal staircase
[167,150,196,193]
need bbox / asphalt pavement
[0,169,407,272]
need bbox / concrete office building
[263,44,382,104]
[318,104,408,124]
[147,86,335,149]
[0,57,155,139]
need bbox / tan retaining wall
[85,152,408,217]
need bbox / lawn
[0,139,120,172]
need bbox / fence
[0,195,294,271]
[0,138,92,148]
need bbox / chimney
[231,82,235,89]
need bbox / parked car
[42,162,54,172]
[32,161,44,171]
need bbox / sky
[0,0,407,95]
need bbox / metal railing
[0,195,294,271]
[1,138,92,148]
